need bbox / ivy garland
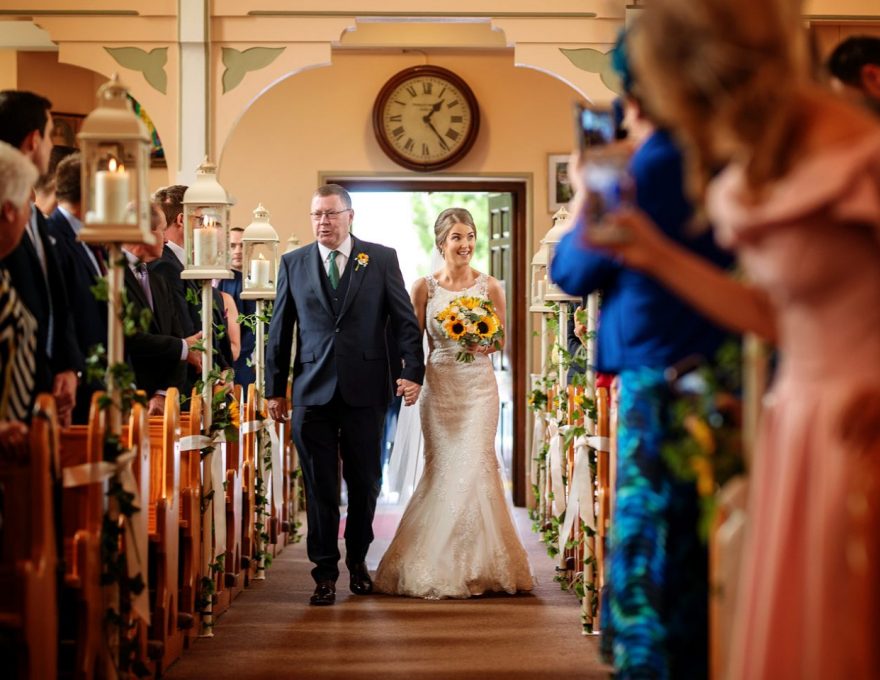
[88,273,152,677]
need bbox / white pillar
[178,0,209,183]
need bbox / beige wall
[13,51,171,188]
[220,50,583,250]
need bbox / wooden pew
[57,394,104,679]
[143,388,183,672]
[223,384,243,597]
[178,391,202,646]
[240,384,259,578]
[0,395,59,680]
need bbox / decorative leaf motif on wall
[222,47,286,94]
[560,48,622,95]
[105,47,168,94]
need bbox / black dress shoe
[309,580,336,606]
[347,562,373,595]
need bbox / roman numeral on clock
[406,85,417,97]
[451,115,463,124]
[445,129,459,141]
[421,143,430,156]
[389,114,402,122]
[403,138,414,152]
[392,126,405,139]
[422,82,433,94]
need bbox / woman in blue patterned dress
[550,37,733,679]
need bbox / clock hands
[424,118,450,151]
[422,100,449,151]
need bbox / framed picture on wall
[50,112,85,149]
[548,153,572,212]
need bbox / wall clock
[372,65,480,172]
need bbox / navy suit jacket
[265,236,424,408]
[1,207,82,399]
[46,208,107,359]
[46,208,108,422]
[123,264,187,397]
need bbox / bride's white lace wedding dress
[374,273,535,599]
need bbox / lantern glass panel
[184,205,229,270]
[243,242,276,292]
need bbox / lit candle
[249,254,271,288]
[194,217,219,267]
[94,158,129,223]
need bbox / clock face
[373,66,480,172]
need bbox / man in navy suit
[46,153,108,424]
[266,184,424,606]
[0,89,81,423]
[123,204,203,415]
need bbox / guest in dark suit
[45,153,108,424]
[266,184,424,606]
[0,90,81,423]
[123,204,202,415]
[216,225,256,387]
[151,185,234,380]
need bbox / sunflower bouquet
[434,295,504,363]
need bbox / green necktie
[328,250,340,290]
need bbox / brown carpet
[165,507,611,679]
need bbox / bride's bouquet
[434,295,504,363]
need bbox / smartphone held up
[573,102,633,245]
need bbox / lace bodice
[424,272,491,363]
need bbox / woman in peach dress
[577,2,880,678]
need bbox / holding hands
[396,378,421,407]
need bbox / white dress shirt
[317,235,352,278]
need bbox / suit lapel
[306,243,334,317]
[337,236,367,322]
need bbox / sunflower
[228,399,241,429]
[456,296,481,311]
[443,316,467,340]
[475,312,499,339]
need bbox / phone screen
[574,103,615,152]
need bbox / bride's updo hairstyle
[629,0,810,201]
[434,207,477,253]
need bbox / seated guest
[0,140,39,436]
[46,153,108,424]
[123,204,202,415]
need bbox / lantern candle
[95,158,129,223]
[194,217,219,266]
[249,254,271,288]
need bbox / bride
[374,208,535,599]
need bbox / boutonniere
[355,252,369,271]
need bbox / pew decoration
[528,207,608,633]
[528,203,752,652]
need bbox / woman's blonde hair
[433,208,477,253]
[629,0,810,200]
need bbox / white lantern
[181,160,233,280]
[529,242,552,313]
[285,234,301,254]
[77,74,153,245]
[240,204,279,301]
[544,207,581,303]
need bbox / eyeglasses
[310,209,351,221]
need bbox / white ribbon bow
[558,434,598,556]
[546,416,566,517]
